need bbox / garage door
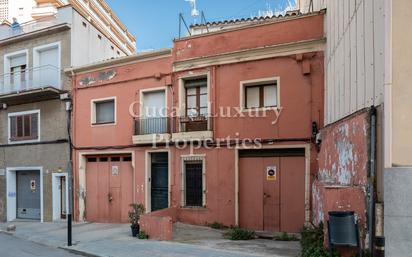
[239,149,305,233]
[86,155,133,223]
[17,171,40,220]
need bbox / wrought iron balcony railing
[175,115,212,133]
[0,65,61,95]
[134,117,170,135]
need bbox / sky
[105,0,297,52]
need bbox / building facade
[383,0,412,255]
[68,12,325,236]
[0,5,133,222]
[299,0,412,255]
[0,0,136,55]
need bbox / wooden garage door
[86,155,133,223]
[239,149,305,233]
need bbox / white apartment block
[0,0,135,55]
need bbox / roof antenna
[185,0,200,24]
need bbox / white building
[0,0,36,23]
[0,0,136,55]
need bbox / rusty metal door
[262,157,281,231]
[280,156,305,232]
[239,156,280,232]
[119,157,133,223]
[239,148,305,233]
[86,156,132,223]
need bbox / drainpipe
[368,106,377,254]
[66,70,75,247]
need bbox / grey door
[151,153,168,212]
[17,171,40,220]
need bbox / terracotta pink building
[68,11,325,239]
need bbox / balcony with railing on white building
[0,6,71,43]
[0,65,64,105]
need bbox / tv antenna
[179,0,209,38]
[185,0,200,17]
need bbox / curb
[0,230,101,257]
[0,230,14,236]
[59,246,103,257]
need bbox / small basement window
[92,98,115,125]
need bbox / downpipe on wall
[368,106,377,255]
[65,98,73,247]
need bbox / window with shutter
[244,81,278,109]
[93,99,115,125]
[9,112,39,142]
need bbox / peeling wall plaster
[313,109,370,246]
[318,110,369,187]
[79,70,117,87]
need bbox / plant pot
[131,224,140,237]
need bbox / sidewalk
[0,221,300,257]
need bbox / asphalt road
[0,233,81,257]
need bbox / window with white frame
[92,98,115,125]
[243,79,278,109]
[9,110,40,142]
[5,52,28,90]
[182,157,205,207]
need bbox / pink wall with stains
[313,109,370,248]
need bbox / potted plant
[128,203,145,237]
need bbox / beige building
[384,0,412,256]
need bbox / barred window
[184,160,204,207]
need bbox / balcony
[132,117,171,145]
[0,7,71,43]
[0,65,63,105]
[172,115,213,141]
[132,116,213,144]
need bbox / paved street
[0,233,81,257]
[0,221,300,257]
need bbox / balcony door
[33,43,60,89]
[141,90,167,134]
[7,54,27,92]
